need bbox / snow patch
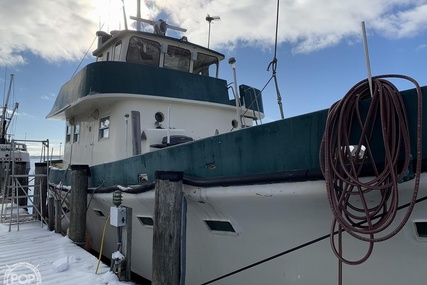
[97,271,120,284]
[52,256,69,272]
[112,251,125,260]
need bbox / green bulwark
[49,85,427,189]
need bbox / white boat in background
[0,74,30,191]
[46,1,427,284]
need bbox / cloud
[1,0,426,67]
[0,0,98,66]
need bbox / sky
[1,0,427,155]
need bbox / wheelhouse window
[193,53,219,76]
[126,37,161,66]
[65,124,72,143]
[164,45,191,72]
[73,124,80,143]
[99,116,110,140]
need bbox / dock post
[55,199,61,234]
[152,171,185,285]
[69,165,88,246]
[14,162,28,207]
[123,206,132,281]
[48,196,54,231]
[34,162,47,220]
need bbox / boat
[0,74,30,198]
[46,3,427,284]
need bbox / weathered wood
[14,162,28,207]
[34,162,47,220]
[123,206,132,281]
[48,196,54,231]
[69,164,88,245]
[55,199,61,234]
[152,171,184,285]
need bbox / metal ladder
[0,139,50,231]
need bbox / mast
[0,74,14,143]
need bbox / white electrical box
[110,206,127,227]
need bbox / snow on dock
[0,222,133,285]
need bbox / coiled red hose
[320,75,423,281]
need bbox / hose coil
[320,75,422,266]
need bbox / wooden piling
[123,206,132,282]
[34,162,47,220]
[14,162,28,207]
[152,171,184,285]
[48,196,54,231]
[55,199,61,234]
[69,165,88,245]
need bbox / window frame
[73,124,80,143]
[65,124,72,143]
[99,116,110,140]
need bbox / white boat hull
[86,174,427,284]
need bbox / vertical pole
[123,206,132,281]
[14,162,28,207]
[361,21,374,98]
[34,162,47,220]
[136,0,141,31]
[48,196,55,231]
[69,165,88,246]
[152,171,184,285]
[55,199,61,234]
[180,196,187,285]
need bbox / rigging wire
[265,0,284,119]
[71,23,105,78]
[319,75,422,284]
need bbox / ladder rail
[0,139,50,231]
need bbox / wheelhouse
[93,30,224,77]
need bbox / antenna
[206,14,220,48]
[121,0,128,30]
[361,21,373,98]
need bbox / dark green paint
[47,61,232,118]
[49,85,427,188]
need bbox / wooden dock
[0,222,133,285]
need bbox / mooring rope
[319,75,423,284]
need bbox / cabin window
[113,41,122,61]
[193,53,218,76]
[106,52,110,61]
[73,124,80,143]
[65,124,72,143]
[164,45,191,72]
[99,116,110,140]
[126,37,161,66]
